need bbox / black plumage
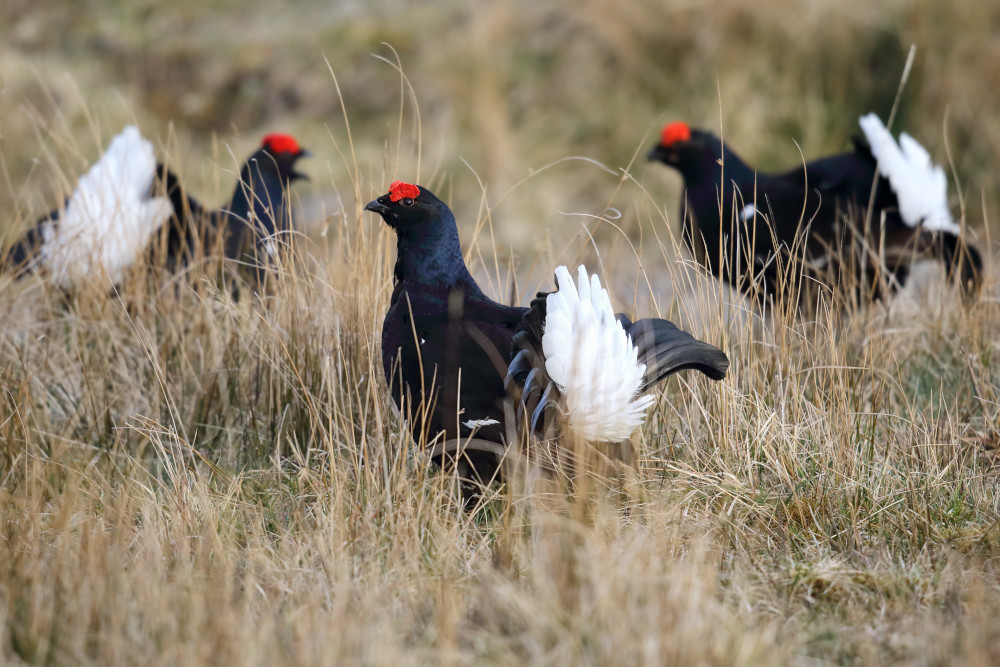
[366,182,729,488]
[647,121,982,305]
[6,133,309,286]
[154,134,310,281]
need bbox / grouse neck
[229,161,288,225]
[393,214,481,294]
[227,170,255,223]
[684,134,756,189]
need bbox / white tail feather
[858,113,960,236]
[41,125,172,289]
[542,265,655,442]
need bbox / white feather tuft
[858,113,960,236]
[542,265,655,442]
[463,418,500,429]
[40,125,173,289]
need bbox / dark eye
[400,197,414,207]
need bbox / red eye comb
[660,122,691,147]
[262,133,302,155]
[389,181,420,202]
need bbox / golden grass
[2,1,1000,664]
[2,146,998,663]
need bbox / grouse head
[364,182,453,237]
[365,181,478,287]
[647,122,701,165]
[251,133,310,183]
[647,121,733,183]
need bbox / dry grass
[2,0,1000,664]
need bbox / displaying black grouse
[154,133,310,282]
[365,181,729,487]
[6,130,309,288]
[647,115,982,305]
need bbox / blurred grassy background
[2,0,998,262]
[4,3,1000,664]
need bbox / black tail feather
[937,232,983,296]
[6,222,45,269]
[5,209,59,276]
[620,316,730,390]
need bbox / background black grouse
[647,119,982,306]
[6,132,309,287]
[151,133,310,282]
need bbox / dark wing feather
[789,143,982,296]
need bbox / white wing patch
[858,113,960,236]
[40,125,172,289]
[542,265,655,442]
[463,418,500,429]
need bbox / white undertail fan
[543,265,656,441]
[506,265,729,445]
[859,113,982,291]
[858,113,960,236]
[39,125,173,289]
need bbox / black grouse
[647,115,982,305]
[6,130,309,289]
[151,132,311,283]
[365,181,729,487]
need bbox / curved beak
[291,149,312,181]
[288,148,312,181]
[646,144,668,162]
[365,199,390,216]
